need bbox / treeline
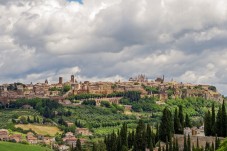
[204,101,227,137]
[69,91,141,102]
[9,98,62,119]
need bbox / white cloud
[1,0,227,95]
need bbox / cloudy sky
[1,0,227,94]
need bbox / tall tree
[222,101,227,137]
[159,107,174,142]
[75,139,82,151]
[174,108,181,134]
[183,135,187,151]
[120,123,128,148]
[178,105,184,133]
[187,134,191,151]
[146,124,152,148]
[216,106,222,137]
[211,103,216,136]
[204,110,212,136]
[185,113,191,128]
[133,120,146,151]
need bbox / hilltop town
[0,74,224,106]
[0,75,226,151]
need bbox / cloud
[1,0,227,95]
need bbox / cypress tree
[27,116,30,123]
[215,106,222,136]
[146,124,152,148]
[92,142,97,151]
[149,143,153,151]
[155,123,160,143]
[204,110,212,136]
[33,116,36,123]
[174,108,181,134]
[178,105,184,133]
[120,123,128,148]
[183,135,187,151]
[75,139,82,151]
[185,114,191,128]
[173,138,176,151]
[159,107,174,142]
[215,107,222,136]
[175,138,179,151]
[165,137,169,151]
[133,120,146,151]
[158,142,161,151]
[187,134,191,151]
[169,137,173,151]
[128,132,133,149]
[211,103,216,136]
[222,100,227,137]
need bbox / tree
[185,114,191,128]
[204,110,212,136]
[63,85,71,93]
[133,120,146,151]
[174,108,181,134]
[187,134,191,151]
[120,123,128,148]
[27,116,30,123]
[183,135,187,151]
[222,101,227,137]
[216,106,222,136]
[75,139,82,151]
[43,107,51,118]
[146,124,152,148]
[211,103,216,136]
[159,107,174,142]
[178,105,184,133]
[215,136,221,150]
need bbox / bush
[82,100,96,106]
[100,101,111,108]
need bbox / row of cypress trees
[103,120,156,151]
[204,101,227,137]
[159,105,191,142]
[93,104,222,151]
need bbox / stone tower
[71,75,75,83]
[59,77,63,84]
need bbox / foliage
[205,101,227,137]
[208,86,217,92]
[63,85,71,93]
[142,85,160,94]
[159,107,174,142]
[82,100,96,106]
[9,98,61,119]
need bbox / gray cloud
[1,0,227,95]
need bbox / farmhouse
[26,132,38,144]
[0,129,9,141]
[9,134,22,142]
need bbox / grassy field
[15,124,62,136]
[0,141,52,151]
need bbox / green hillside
[0,141,52,151]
